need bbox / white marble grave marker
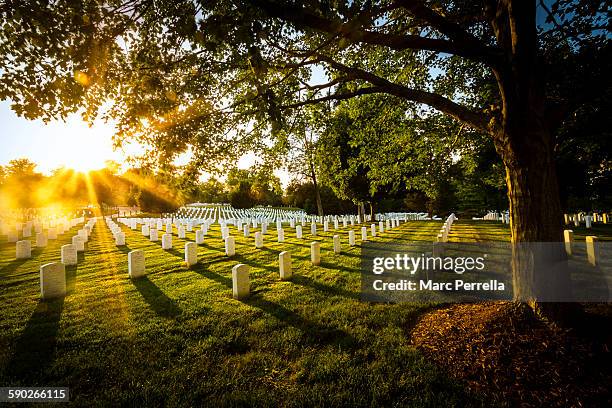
[36,232,48,248]
[162,233,172,250]
[225,236,236,257]
[310,242,321,265]
[72,235,85,252]
[40,262,66,300]
[185,242,197,266]
[115,232,126,246]
[348,230,356,247]
[296,225,303,239]
[333,235,341,254]
[279,251,292,280]
[232,264,250,300]
[61,244,77,266]
[255,232,263,248]
[128,250,145,278]
[16,240,31,259]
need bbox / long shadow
[0,247,44,276]
[117,244,132,254]
[77,251,86,263]
[65,265,78,294]
[291,275,360,300]
[190,263,233,288]
[132,277,182,318]
[244,295,358,349]
[7,298,65,382]
[319,260,361,275]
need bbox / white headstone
[361,226,368,242]
[128,250,145,278]
[277,228,284,243]
[142,225,150,237]
[323,221,329,232]
[311,223,317,236]
[72,235,85,252]
[279,251,292,280]
[36,232,48,247]
[585,215,592,229]
[243,224,250,237]
[16,240,31,259]
[22,225,32,238]
[333,235,341,254]
[371,224,376,237]
[348,230,356,247]
[185,242,197,266]
[178,226,186,239]
[310,242,321,265]
[255,232,263,248]
[115,232,126,246]
[149,228,159,242]
[40,262,66,299]
[162,233,172,250]
[166,224,173,234]
[379,221,384,233]
[232,264,250,300]
[78,228,89,242]
[61,244,77,265]
[225,236,236,257]
[195,230,205,244]
[296,225,303,239]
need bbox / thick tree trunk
[489,0,578,324]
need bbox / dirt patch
[410,302,611,407]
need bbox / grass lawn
[0,219,610,406]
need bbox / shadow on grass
[65,265,78,293]
[7,298,64,382]
[190,263,232,288]
[291,275,360,300]
[133,277,182,318]
[117,245,132,254]
[0,247,43,276]
[244,295,358,349]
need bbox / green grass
[0,219,610,406]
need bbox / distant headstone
[178,226,186,239]
[77,229,88,242]
[16,240,31,259]
[310,241,321,265]
[225,236,236,257]
[141,225,150,237]
[36,232,48,248]
[371,224,376,237]
[185,242,197,266]
[379,221,384,233]
[277,228,284,243]
[296,225,303,239]
[128,250,145,278]
[162,233,172,250]
[323,221,329,232]
[333,235,341,254]
[361,226,368,242]
[232,264,250,300]
[311,223,317,236]
[195,230,205,244]
[255,231,263,248]
[243,224,250,237]
[72,235,85,252]
[166,224,173,234]
[348,230,356,247]
[149,228,159,242]
[22,225,32,238]
[61,244,77,266]
[40,262,66,300]
[115,232,126,246]
[585,215,593,229]
[279,251,292,280]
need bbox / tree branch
[249,0,498,63]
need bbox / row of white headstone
[38,218,97,300]
[435,213,457,244]
[564,212,609,228]
[120,217,405,300]
[2,216,86,243]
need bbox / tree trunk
[309,155,324,216]
[490,0,577,324]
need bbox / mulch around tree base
[410,302,611,407]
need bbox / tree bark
[490,0,576,323]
